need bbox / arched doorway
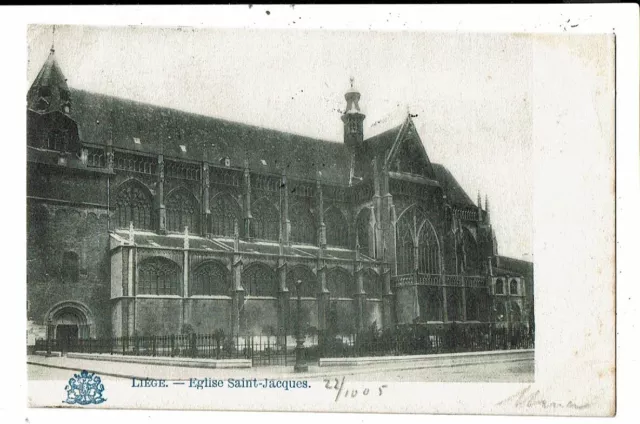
[45,301,94,352]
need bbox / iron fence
[318,322,533,358]
[34,322,533,366]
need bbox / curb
[28,352,533,381]
[66,352,252,369]
[318,349,533,367]
[28,361,146,381]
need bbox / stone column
[372,158,383,259]
[280,169,290,245]
[382,267,394,329]
[442,285,449,323]
[202,162,210,237]
[380,165,395,267]
[126,233,136,337]
[368,206,377,258]
[277,262,290,339]
[157,154,166,234]
[230,224,244,335]
[316,249,329,332]
[354,258,366,332]
[131,247,138,337]
[242,159,252,239]
[106,138,114,171]
[461,286,468,322]
[231,263,244,336]
[181,228,190,331]
[316,175,326,248]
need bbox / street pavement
[28,354,534,383]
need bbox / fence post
[170,335,175,357]
[191,333,197,358]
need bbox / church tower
[341,77,366,149]
[27,44,80,154]
[27,46,72,115]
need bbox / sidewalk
[28,349,534,382]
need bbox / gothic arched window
[510,279,519,295]
[115,181,153,230]
[364,269,382,299]
[287,265,316,298]
[210,193,240,237]
[243,263,278,297]
[418,220,441,274]
[327,268,354,299]
[166,188,199,233]
[325,206,348,248]
[191,261,229,296]
[251,199,279,241]
[395,208,416,275]
[356,207,372,257]
[495,279,505,295]
[138,257,182,296]
[290,202,316,245]
[61,251,79,283]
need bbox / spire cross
[349,76,355,88]
[51,25,56,52]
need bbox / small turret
[484,195,491,224]
[27,47,72,115]
[341,77,366,150]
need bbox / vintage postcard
[4,3,634,421]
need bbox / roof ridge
[69,87,343,147]
[363,122,403,142]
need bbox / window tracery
[115,182,153,230]
[327,268,354,299]
[138,257,182,296]
[191,261,229,296]
[287,265,316,298]
[166,189,199,233]
[325,206,348,248]
[210,194,240,237]
[251,199,279,241]
[290,203,316,245]
[243,263,278,297]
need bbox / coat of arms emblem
[64,370,107,405]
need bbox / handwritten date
[324,377,387,403]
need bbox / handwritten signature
[324,377,387,403]
[497,385,591,410]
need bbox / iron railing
[34,322,533,365]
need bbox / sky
[27,25,533,261]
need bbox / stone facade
[26,48,533,345]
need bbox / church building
[26,47,533,346]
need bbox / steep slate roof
[496,256,534,277]
[432,164,475,208]
[66,88,475,204]
[363,124,402,154]
[68,89,351,185]
[364,123,475,208]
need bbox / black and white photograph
[3,4,630,419]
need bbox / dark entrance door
[56,325,78,353]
